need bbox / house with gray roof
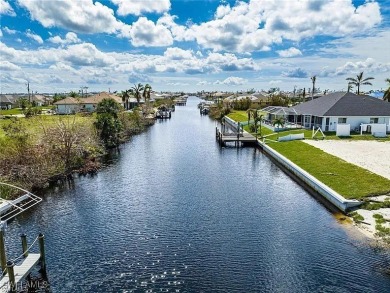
[0,95,18,109]
[292,92,390,132]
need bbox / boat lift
[0,182,45,293]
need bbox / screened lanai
[262,106,301,129]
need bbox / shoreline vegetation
[0,99,155,199]
[225,110,390,245]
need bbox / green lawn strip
[266,140,390,199]
[0,115,95,140]
[226,111,248,122]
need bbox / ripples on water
[4,97,390,292]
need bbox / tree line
[0,95,154,197]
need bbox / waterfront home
[292,92,390,131]
[223,94,266,109]
[0,94,17,109]
[54,92,122,114]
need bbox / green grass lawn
[0,114,95,139]
[266,140,390,199]
[228,114,390,199]
[0,107,53,116]
[226,110,248,122]
[0,108,24,115]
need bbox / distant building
[54,92,122,114]
[0,95,18,109]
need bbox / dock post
[6,261,16,293]
[38,233,46,274]
[0,223,7,275]
[21,234,28,258]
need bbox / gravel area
[303,140,390,180]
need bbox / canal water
[5,96,390,292]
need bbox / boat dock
[216,127,257,147]
[0,183,47,292]
[0,232,47,293]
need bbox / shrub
[349,211,364,222]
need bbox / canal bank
[258,141,361,212]
[217,112,390,243]
[3,96,390,292]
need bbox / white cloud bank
[277,47,302,58]
[0,0,15,16]
[111,0,171,16]
[214,77,248,86]
[48,32,81,45]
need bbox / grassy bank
[0,110,152,198]
[225,113,390,199]
[265,140,390,199]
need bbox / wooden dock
[0,254,40,292]
[216,127,257,147]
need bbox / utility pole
[26,81,31,103]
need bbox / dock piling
[38,233,46,274]
[21,234,28,258]
[0,225,6,275]
[6,261,15,293]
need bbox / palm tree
[272,117,285,131]
[121,90,130,110]
[383,78,390,102]
[346,72,374,95]
[246,108,257,126]
[311,76,316,100]
[254,114,264,139]
[142,84,152,104]
[131,83,144,106]
[69,91,79,98]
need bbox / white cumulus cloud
[48,32,81,45]
[277,47,302,58]
[26,30,43,44]
[322,58,390,77]
[0,0,15,16]
[17,0,124,34]
[3,27,17,34]
[0,61,21,71]
[111,0,171,16]
[164,47,193,60]
[214,76,248,86]
[130,17,173,47]
[183,0,382,53]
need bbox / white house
[292,92,390,132]
[54,92,122,114]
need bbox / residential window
[370,118,379,123]
[338,118,347,123]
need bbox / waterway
[5,97,390,292]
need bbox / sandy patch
[303,140,390,180]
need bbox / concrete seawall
[223,116,361,212]
[258,140,361,212]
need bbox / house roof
[252,92,268,100]
[54,92,122,105]
[31,94,47,102]
[53,97,78,105]
[0,95,18,104]
[292,92,390,116]
[83,92,122,104]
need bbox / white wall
[336,124,350,136]
[327,116,390,132]
[56,104,79,114]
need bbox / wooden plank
[0,254,40,290]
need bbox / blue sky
[0,0,389,94]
